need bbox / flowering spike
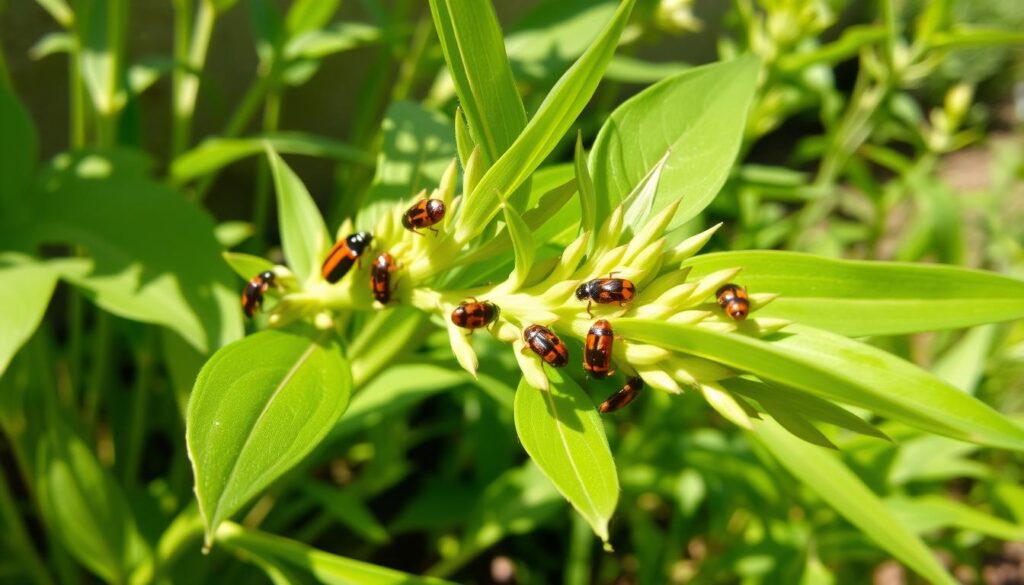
[447,320,479,378]
[514,339,549,391]
[700,382,754,429]
[636,368,682,394]
[624,200,680,263]
[669,222,723,264]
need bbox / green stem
[121,328,156,488]
[0,469,55,585]
[84,312,113,434]
[251,88,282,250]
[564,513,594,585]
[172,0,217,158]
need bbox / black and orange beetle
[599,376,644,414]
[242,270,276,318]
[402,198,446,235]
[584,319,615,379]
[575,275,636,316]
[716,283,749,321]
[370,252,399,304]
[322,231,373,284]
[523,324,569,367]
[450,299,499,331]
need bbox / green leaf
[751,418,958,585]
[931,325,997,395]
[79,0,126,115]
[454,0,636,243]
[0,256,57,377]
[33,0,74,27]
[886,495,1024,540]
[501,193,536,291]
[505,0,619,83]
[265,145,332,286]
[38,416,148,584]
[683,251,1024,336]
[284,0,339,36]
[284,21,383,61]
[356,101,456,227]
[614,320,1024,451]
[0,82,37,212]
[222,252,276,282]
[171,133,372,184]
[574,135,597,244]
[187,328,351,539]
[33,151,243,352]
[930,27,1024,49]
[428,0,527,167]
[216,522,455,585]
[514,370,619,544]
[590,55,759,231]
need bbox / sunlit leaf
[187,328,351,539]
[265,146,332,286]
[0,256,57,377]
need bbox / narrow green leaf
[0,83,37,212]
[171,133,372,184]
[514,370,619,543]
[683,251,1024,336]
[187,329,352,539]
[428,0,527,166]
[455,0,636,243]
[78,0,126,115]
[217,522,455,585]
[751,418,958,585]
[574,134,597,242]
[284,0,339,36]
[34,152,243,352]
[284,22,383,61]
[887,495,1024,540]
[454,107,475,168]
[38,416,148,584]
[501,193,536,290]
[931,325,997,395]
[590,55,759,231]
[931,28,1024,49]
[505,0,619,83]
[33,0,74,27]
[0,256,57,377]
[265,145,331,286]
[614,320,1024,451]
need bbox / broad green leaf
[300,483,389,544]
[284,0,339,36]
[171,133,372,184]
[0,83,37,212]
[356,102,456,228]
[614,320,1024,451]
[683,251,1024,336]
[604,55,690,83]
[187,329,351,539]
[501,194,536,291]
[37,416,148,584]
[751,418,958,585]
[214,220,255,248]
[0,256,57,377]
[265,146,332,286]
[455,0,636,243]
[886,495,1024,540]
[216,522,455,585]
[33,151,243,352]
[590,55,759,231]
[79,0,126,115]
[223,252,275,282]
[514,370,619,543]
[428,0,527,167]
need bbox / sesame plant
[2,0,1024,584]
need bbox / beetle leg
[429,226,440,236]
[587,300,594,318]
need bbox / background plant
[1,1,1023,584]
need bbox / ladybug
[716,283,749,321]
[523,325,569,368]
[584,319,615,379]
[370,252,399,304]
[599,376,644,414]
[450,299,499,331]
[242,270,276,318]
[402,198,446,235]
[322,231,373,284]
[575,275,636,316]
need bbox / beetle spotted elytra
[599,376,644,413]
[584,319,615,379]
[322,231,373,284]
[575,275,636,317]
[402,198,446,235]
[523,324,569,368]
[450,299,499,331]
[242,270,276,318]
[370,252,399,304]
[716,283,749,321]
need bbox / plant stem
[564,512,594,585]
[84,312,113,434]
[0,469,55,585]
[122,328,156,488]
[251,87,282,250]
[127,506,205,585]
[172,0,217,158]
